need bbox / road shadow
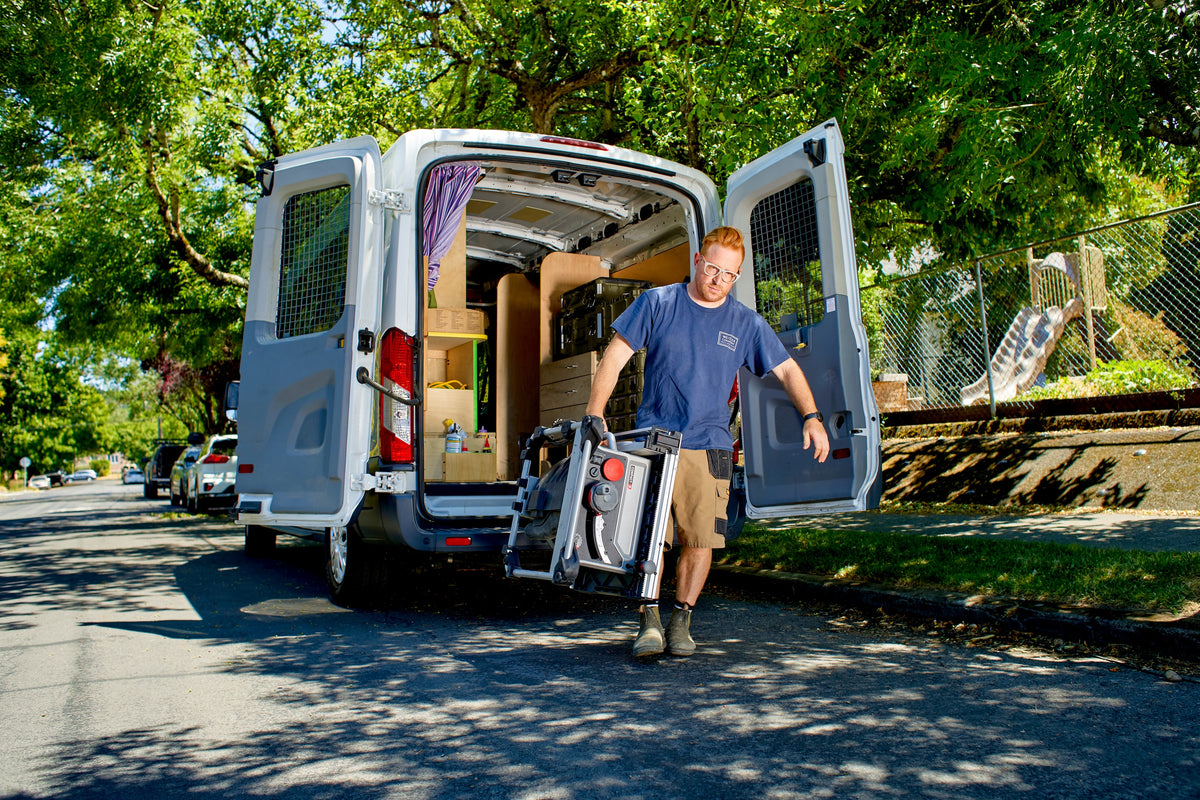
[7,514,1194,799]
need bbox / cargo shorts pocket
[709,449,731,537]
[706,449,733,481]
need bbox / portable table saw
[504,417,681,601]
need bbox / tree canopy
[0,0,1197,470]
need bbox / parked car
[122,465,145,485]
[144,438,197,499]
[44,470,66,487]
[66,469,97,483]
[184,434,238,513]
[169,446,202,507]
[28,475,51,490]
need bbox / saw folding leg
[504,416,681,602]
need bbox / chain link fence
[864,203,1200,418]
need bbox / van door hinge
[357,328,375,354]
[350,472,404,493]
[368,189,410,213]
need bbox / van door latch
[368,189,410,212]
[357,329,375,353]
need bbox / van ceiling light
[577,173,599,187]
[541,135,608,151]
[551,169,574,184]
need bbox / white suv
[185,434,238,513]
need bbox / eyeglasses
[699,256,741,284]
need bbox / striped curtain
[423,163,483,292]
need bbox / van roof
[384,129,717,274]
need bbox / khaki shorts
[667,448,732,550]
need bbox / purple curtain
[423,163,482,291]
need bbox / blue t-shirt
[611,283,791,450]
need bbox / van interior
[418,157,697,509]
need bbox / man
[585,226,830,658]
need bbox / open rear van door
[236,137,385,528]
[726,119,882,517]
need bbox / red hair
[700,226,744,260]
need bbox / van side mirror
[224,381,239,422]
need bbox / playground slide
[960,297,1084,406]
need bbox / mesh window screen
[276,184,352,339]
[750,179,824,331]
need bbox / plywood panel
[611,243,690,287]
[442,452,498,482]
[425,215,468,309]
[496,273,541,480]
[424,388,476,435]
[539,252,607,365]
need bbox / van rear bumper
[362,492,511,554]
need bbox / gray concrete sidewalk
[759,509,1200,553]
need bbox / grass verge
[721,525,1200,614]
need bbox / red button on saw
[601,457,625,482]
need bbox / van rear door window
[749,178,824,331]
[276,184,351,339]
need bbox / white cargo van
[233,119,882,605]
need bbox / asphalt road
[2,481,1198,799]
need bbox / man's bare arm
[771,357,830,462]
[586,334,636,426]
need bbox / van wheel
[245,525,276,557]
[326,525,391,608]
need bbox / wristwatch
[803,411,823,422]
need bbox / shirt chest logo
[716,331,738,351]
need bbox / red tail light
[202,454,231,464]
[539,135,607,151]
[379,328,417,463]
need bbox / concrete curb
[710,564,1200,660]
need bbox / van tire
[245,525,277,557]
[325,525,391,608]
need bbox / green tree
[0,0,335,432]
[2,0,1198,442]
[0,336,109,474]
